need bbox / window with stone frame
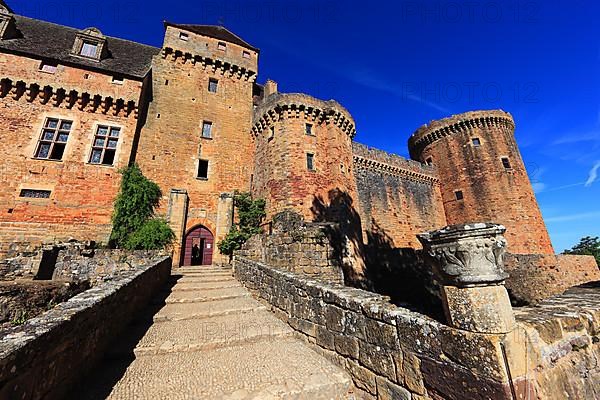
[197,159,209,179]
[218,42,227,51]
[455,190,464,200]
[19,189,51,199]
[201,121,213,139]
[208,78,218,93]
[305,123,314,135]
[307,153,315,171]
[89,125,120,165]
[501,157,512,169]
[34,118,72,160]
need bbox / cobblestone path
[75,266,352,399]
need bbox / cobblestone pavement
[73,266,352,399]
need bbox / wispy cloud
[545,211,600,223]
[552,131,600,145]
[585,161,600,187]
[531,182,546,193]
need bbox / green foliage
[124,218,175,250]
[11,310,28,326]
[563,236,600,265]
[218,192,266,258]
[110,164,174,250]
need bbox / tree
[218,192,266,259]
[563,236,600,265]
[110,164,174,250]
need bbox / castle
[0,2,595,293]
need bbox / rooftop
[164,22,259,53]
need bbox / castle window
[243,50,250,59]
[305,123,313,135]
[197,159,209,180]
[19,189,51,199]
[34,118,72,160]
[208,78,218,93]
[455,190,464,201]
[201,121,213,139]
[218,42,227,51]
[501,157,512,169]
[80,41,99,58]
[179,32,189,41]
[112,76,124,85]
[268,126,275,140]
[425,157,433,166]
[340,163,345,173]
[307,153,315,171]
[472,138,481,147]
[39,62,57,74]
[89,125,120,165]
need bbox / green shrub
[110,164,173,250]
[218,192,266,258]
[124,218,174,250]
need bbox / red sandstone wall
[252,94,357,222]
[353,143,447,249]
[135,26,257,263]
[0,53,143,255]
[409,110,553,255]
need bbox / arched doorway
[182,225,214,266]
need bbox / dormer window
[0,11,16,40]
[71,27,106,61]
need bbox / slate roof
[165,22,259,53]
[0,1,12,13]
[0,15,160,79]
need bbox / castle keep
[0,2,595,291]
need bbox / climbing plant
[218,192,266,258]
[110,164,174,250]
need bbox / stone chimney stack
[264,79,278,98]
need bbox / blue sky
[13,0,599,251]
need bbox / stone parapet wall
[0,256,171,400]
[234,256,523,399]
[505,253,600,305]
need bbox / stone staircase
[75,266,352,399]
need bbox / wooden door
[182,225,214,266]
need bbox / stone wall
[0,52,144,256]
[234,256,525,400]
[505,253,600,305]
[237,211,344,284]
[0,256,171,400]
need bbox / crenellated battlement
[161,47,257,82]
[408,109,514,159]
[352,142,439,185]
[252,92,356,137]
[0,77,138,118]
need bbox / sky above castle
[12,0,599,251]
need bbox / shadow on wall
[310,189,443,319]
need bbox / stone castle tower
[408,110,554,255]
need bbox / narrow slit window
[197,159,209,179]
[501,157,512,169]
[20,189,51,199]
[472,138,481,147]
[89,125,120,166]
[307,153,315,171]
[455,190,464,201]
[34,118,72,160]
[305,123,313,135]
[208,78,218,93]
[201,121,213,138]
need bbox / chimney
[264,79,278,98]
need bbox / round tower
[408,110,553,255]
[251,92,357,221]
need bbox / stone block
[364,318,399,349]
[375,376,412,400]
[402,352,426,395]
[358,341,396,381]
[347,359,377,395]
[325,304,346,333]
[442,285,515,334]
[316,324,335,350]
[334,334,359,359]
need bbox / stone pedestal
[418,223,515,334]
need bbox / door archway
[182,225,214,266]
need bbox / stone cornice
[408,110,515,159]
[0,77,138,118]
[252,93,356,138]
[161,47,257,82]
[353,155,440,185]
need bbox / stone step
[175,267,232,273]
[170,281,242,291]
[178,271,234,278]
[133,310,295,356]
[80,338,352,400]
[162,287,250,304]
[171,275,237,284]
[152,297,266,322]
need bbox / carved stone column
[418,223,515,334]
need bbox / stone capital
[418,223,508,287]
